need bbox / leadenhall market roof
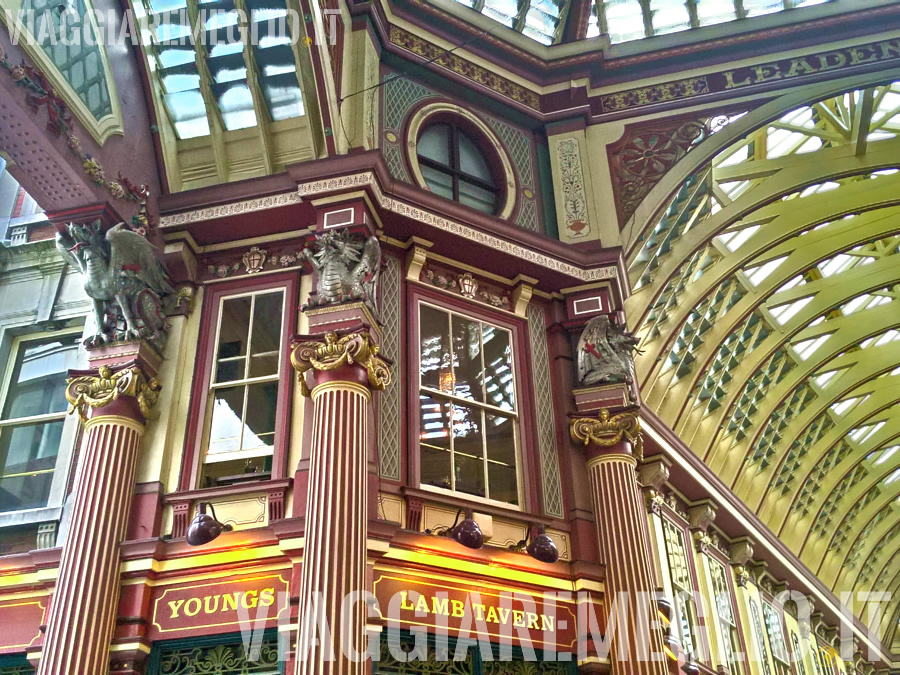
[624,80,900,650]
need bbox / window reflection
[0,335,79,512]
[418,303,519,505]
[202,290,284,487]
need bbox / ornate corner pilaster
[645,488,666,515]
[291,330,392,396]
[693,531,713,555]
[570,408,643,459]
[733,565,750,588]
[66,364,161,422]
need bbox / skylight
[848,422,884,444]
[831,395,868,416]
[871,445,899,466]
[587,0,838,43]
[792,334,830,361]
[812,369,842,388]
[768,296,813,325]
[744,257,786,286]
[860,330,900,349]
[140,0,306,139]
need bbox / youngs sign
[150,572,290,638]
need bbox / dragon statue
[56,221,175,349]
[301,230,382,318]
[576,315,641,386]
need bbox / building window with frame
[709,558,743,675]
[750,598,773,675]
[791,632,808,675]
[417,302,521,506]
[661,518,700,658]
[417,122,501,215]
[198,287,287,488]
[762,602,791,675]
[0,334,79,513]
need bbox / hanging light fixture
[427,509,483,550]
[186,502,233,546]
[510,525,560,564]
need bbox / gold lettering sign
[373,573,582,650]
[150,573,290,638]
[722,38,900,90]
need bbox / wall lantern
[654,589,673,627]
[663,634,681,662]
[510,525,559,564]
[427,509,484,550]
[186,502,233,546]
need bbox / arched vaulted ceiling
[624,80,900,646]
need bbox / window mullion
[245,293,257,381]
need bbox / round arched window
[416,122,500,214]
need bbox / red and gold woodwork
[571,409,669,675]
[290,322,391,675]
[36,355,161,675]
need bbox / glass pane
[259,70,304,121]
[4,337,78,419]
[451,314,483,403]
[459,180,496,214]
[458,132,491,182]
[481,0,517,26]
[207,51,247,84]
[420,305,451,392]
[604,0,646,42]
[418,125,450,166]
[421,166,454,201]
[420,395,452,490]
[212,80,257,130]
[207,385,246,456]
[452,403,484,498]
[486,413,517,504]
[742,0,785,16]
[216,296,252,381]
[243,382,278,451]
[649,0,691,35]
[481,324,514,411]
[163,89,211,139]
[0,421,59,513]
[695,0,736,25]
[249,291,284,378]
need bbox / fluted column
[572,410,668,675]
[37,363,160,675]
[291,329,391,675]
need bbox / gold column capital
[66,364,161,422]
[570,408,643,459]
[291,330,392,396]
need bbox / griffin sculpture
[301,230,382,317]
[576,315,641,386]
[56,221,175,348]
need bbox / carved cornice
[66,364,161,422]
[291,330,392,396]
[570,408,643,459]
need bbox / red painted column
[291,328,391,675]
[37,363,160,675]
[572,410,669,675]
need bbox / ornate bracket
[569,408,643,459]
[291,330,392,396]
[66,364,161,422]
